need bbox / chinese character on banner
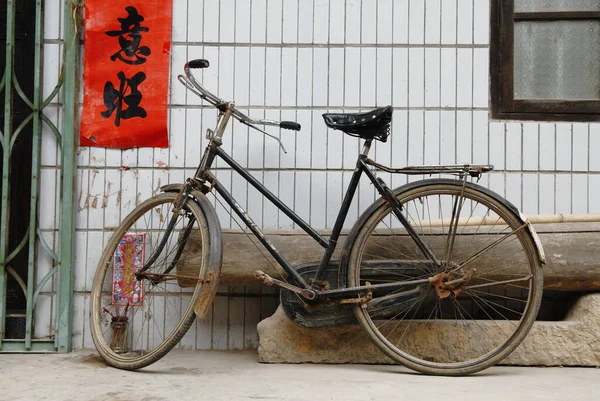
[80,1,171,148]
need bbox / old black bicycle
[90,59,545,376]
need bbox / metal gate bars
[0,0,80,352]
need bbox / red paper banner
[80,1,172,148]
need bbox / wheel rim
[352,184,541,371]
[91,194,206,365]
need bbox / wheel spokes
[355,185,538,370]
[93,195,204,365]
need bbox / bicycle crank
[254,270,316,300]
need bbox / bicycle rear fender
[339,178,546,287]
[161,184,223,320]
[399,179,547,263]
[429,179,547,264]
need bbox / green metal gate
[0,0,80,352]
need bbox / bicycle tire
[90,192,211,370]
[346,179,543,376]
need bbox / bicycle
[89,58,545,376]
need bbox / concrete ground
[1,350,598,401]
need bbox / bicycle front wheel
[90,192,211,370]
[347,179,543,376]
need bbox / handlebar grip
[188,59,210,69]
[280,121,301,131]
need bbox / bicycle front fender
[161,184,223,320]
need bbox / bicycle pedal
[254,270,316,300]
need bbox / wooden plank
[176,224,600,290]
[489,0,511,119]
[492,112,600,123]
[514,100,600,115]
[514,11,600,21]
[499,0,515,113]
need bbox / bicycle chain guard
[281,262,426,328]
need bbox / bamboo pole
[528,214,600,224]
[416,213,600,228]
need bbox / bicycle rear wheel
[90,192,211,370]
[347,179,543,376]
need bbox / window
[490,0,600,122]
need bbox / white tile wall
[38,0,600,350]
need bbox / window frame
[490,0,600,122]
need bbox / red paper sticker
[112,233,146,306]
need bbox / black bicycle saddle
[322,106,393,143]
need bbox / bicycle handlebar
[188,59,210,69]
[279,121,302,131]
[179,60,222,105]
[179,59,301,132]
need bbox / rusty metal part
[308,277,331,291]
[448,269,475,297]
[429,272,453,299]
[172,181,193,210]
[444,268,475,288]
[340,293,372,305]
[139,271,212,283]
[204,171,218,193]
[340,284,373,305]
[339,298,363,304]
[303,298,333,312]
[255,270,316,300]
[172,207,185,216]
[340,282,373,306]
[429,269,476,298]
[358,282,374,308]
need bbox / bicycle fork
[138,181,195,276]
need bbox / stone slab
[257,293,600,366]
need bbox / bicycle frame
[89,58,545,375]
[181,106,473,301]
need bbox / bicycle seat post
[361,139,373,157]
